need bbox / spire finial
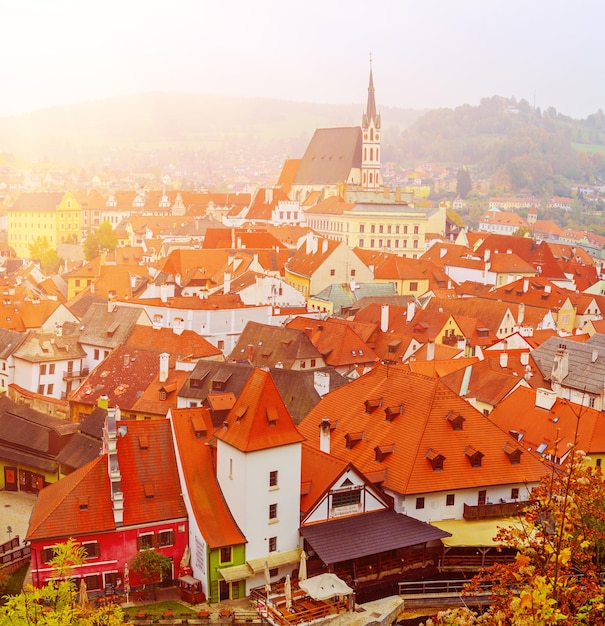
[369,51,373,67]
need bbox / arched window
[370,128,374,141]
[370,148,373,161]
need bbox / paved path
[0,490,37,545]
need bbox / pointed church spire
[365,52,377,124]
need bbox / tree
[456,167,472,199]
[0,538,123,625]
[41,248,61,275]
[426,452,605,625]
[28,237,51,263]
[129,549,172,598]
[83,221,118,261]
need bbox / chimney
[427,339,435,361]
[224,272,232,294]
[523,279,529,293]
[500,352,509,368]
[321,239,328,254]
[160,283,169,304]
[305,231,313,254]
[124,353,130,367]
[459,365,472,396]
[108,299,117,313]
[313,371,330,397]
[406,300,416,323]
[592,350,599,363]
[551,344,569,383]
[98,395,109,410]
[484,249,491,263]
[545,284,552,294]
[517,302,525,325]
[395,187,401,203]
[319,417,331,454]
[159,352,169,383]
[380,304,389,332]
[247,344,254,362]
[535,388,557,410]
[440,247,447,258]
[265,188,273,204]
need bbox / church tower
[361,57,382,190]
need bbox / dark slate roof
[531,334,605,394]
[293,127,362,186]
[180,361,255,402]
[77,302,144,349]
[0,327,27,358]
[66,292,108,320]
[79,407,107,439]
[270,367,348,425]
[55,432,102,472]
[300,509,451,564]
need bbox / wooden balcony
[62,367,89,380]
[463,500,527,520]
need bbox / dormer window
[345,432,364,449]
[385,405,403,422]
[139,436,149,450]
[426,448,446,471]
[503,442,523,465]
[266,407,278,426]
[144,482,155,499]
[446,411,465,431]
[465,446,484,468]
[375,444,394,463]
[365,398,382,413]
[235,405,247,421]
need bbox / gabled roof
[489,386,605,461]
[14,330,86,362]
[285,317,378,367]
[228,321,322,368]
[293,127,362,186]
[440,359,529,406]
[215,368,305,452]
[125,325,222,360]
[0,327,27,358]
[27,419,187,542]
[530,334,605,394]
[71,346,162,411]
[132,367,191,417]
[78,303,148,349]
[285,238,343,278]
[298,365,547,496]
[170,407,246,549]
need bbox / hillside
[395,96,605,194]
[0,92,420,176]
[0,93,604,195]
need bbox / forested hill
[389,96,605,194]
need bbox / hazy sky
[2,0,603,119]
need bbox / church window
[369,173,373,185]
[364,148,367,160]
[370,148,373,160]
[370,128,374,141]
[377,148,379,160]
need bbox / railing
[62,367,89,380]
[463,500,527,520]
[398,579,493,608]
[0,536,30,569]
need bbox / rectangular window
[94,349,100,360]
[310,359,316,367]
[82,541,100,559]
[158,530,175,547]
[38,384,44,395]
[40,364,47,375]
[269,537,277,552]
[446,494,455,506]
[330,269,335,276]
[359,239,364,248]
[478,490,487,506]
[269,503,278,520]
[218,340,225,351]
[332,489,361,508]
[511,488,520,500]
[370,225,375,234]
[415,497,425,509]
[220,547,232,564]
[269,470,278,487]
[84,573,102,591]
[396,225,400,234]
[137,534,154,550]
[414,225,419,234]
[597,458,602,468]
[47,384,54,395]
[49,364,55,375]
[403,225,408,234]
[41,546,57,563]
[409,282,418,292]
[359,224,365,233]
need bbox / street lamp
[7,525,12,541]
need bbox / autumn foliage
[427,452,605,625]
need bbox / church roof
[293,127,362,186]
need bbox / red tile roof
[215,368,305,452]
[170,407,246,548]
[298,365,547,496]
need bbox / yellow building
[304,195,431,259]
[8,191,82,259]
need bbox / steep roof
[78,302,147,349]
[228,321,323,368]
[125,325,222,360]
[170,407,246,549]
[298,365,547,496]
[215,368,305,452]
[489,386,605,460]
[27,419,187,541]
[293,127,362,186]
[70,346,162,411]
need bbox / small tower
[361,55,382,191]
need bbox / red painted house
[26,409,188,593]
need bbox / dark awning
[300,509,451,565]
